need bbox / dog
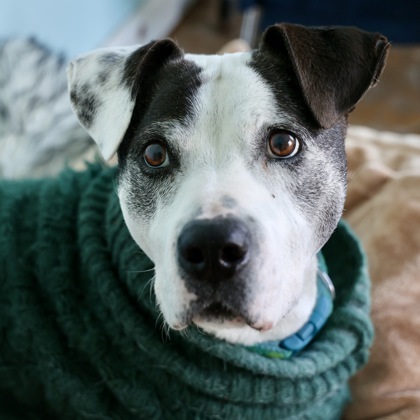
[67,23,388,346]
[0,23,389,418]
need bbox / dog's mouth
[188,301,246,326]
[200,302,241,321]
[190,302,271,332]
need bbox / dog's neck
[198,255,319,346]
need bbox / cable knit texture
[0,166,373,419]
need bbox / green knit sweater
[0,166,373,420]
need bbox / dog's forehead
[186,52,276,110]
[171,52,284,144]
[120,48,306,167]
[185,52,249,76]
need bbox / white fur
[118,52,319,344]
[67,46,138,160]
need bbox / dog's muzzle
[177,216,255,325]
[177,217,251,282]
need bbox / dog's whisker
[157,316,172,342]
[126,267,156,274]
[111,177,119,197]
[131,248,149,258]
[347,162,374,187]
[193,324,208,337]
[179,328,192,341]
[149,276,156,303]
[347,169,362,186]
[164,324,172,340]
[154,311,163,330]
[140,276,154,295]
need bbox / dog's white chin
[193,317,302,346]
[192,281,317,345]
[192,319,275,345]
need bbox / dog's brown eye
[144,143,169,168]
[268,130,300,159]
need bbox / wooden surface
[349,46,420,134]
[171,0,242,54]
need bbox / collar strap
[247,254,335,359]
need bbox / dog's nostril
[220,243,247,264]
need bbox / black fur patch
[249,49,320,132]
[118,54,202,221]
[70,83,101,128]
[260,24,389,128]
[249,49,348,250]
[123,40,183,100]
[97,70,110,85]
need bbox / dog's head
[68,24,388,344]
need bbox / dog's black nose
[177,217,251,281]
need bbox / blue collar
[247,253,335,359]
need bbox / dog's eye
[143,142,169,168]
[267,130,300,159]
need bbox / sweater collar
[247,253,335,359]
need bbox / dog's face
[68,24,388,344]
[118,51,349,344]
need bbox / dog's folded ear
[67,40,183,160]
[260,23,389,128]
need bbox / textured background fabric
[0,165,372,419]
[343,127,420,419]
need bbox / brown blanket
[343,126,420,419]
